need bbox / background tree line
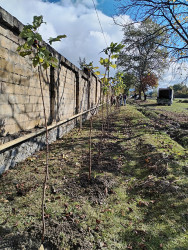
[171,83,188,98]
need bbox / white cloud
[0,0,130,75]
[159,61,188,87]
[1,0,186,86]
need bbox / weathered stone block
[13,73,21,84]
[16,94,30,104]
[0,46,8,59]
[4,123,21,134]
[0,93,8,104]
[0,104,13,117]
[27,87,37,96]
[14,63,25,76]
[14,85,28,95]
[1,82,15,94]
[25,103,33,113]
[29,95,41,104]
[0,69,7,81]
[8,94,17,104]
[0,36,11,50]
[13,113,29,124]
[13,103,25,114]
[20,75,30,87]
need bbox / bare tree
[117,0,188,61]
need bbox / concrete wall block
[26,87,37,96]
[9,31,20,44]
[4,123,21,135]
[13,113,30,123]
[0,69,7,82]
[33,87,41,97]
[0,104,13,117]
[4,117,17,126]
[0,46,8,59]
[19,56,32,69]
[1,82,15,94]
[20,75,30,87]
[29,95,41,104]
[14,63,26,76]
[32,104,43,114]
[26,119,40,129]
[13,103,25,114]
[0,36,11,50]
[16,94,30,104]
[11,40,20,52]
[7,73,14,83]
[8,51,19,63]
[14,85,28,95]
[0,58,14,73]
[29,79,39,88]
[0,93,8,104]
[25,103,33,113]
[13,73,21,85]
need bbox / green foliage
[100,42,125,94]
[171,83,188,98]
[102,42,125,56]
[122,73,137,92]
[17,15,66,69]
[118,18,168,94]
[80,61,100,76]
[112,72,126,95]
[100,57,110,67]
[33,15,46,30]
[48,35,67,45]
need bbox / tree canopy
[117,0,188,61]
[118,19,168,97]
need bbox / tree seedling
[16,15,66,243]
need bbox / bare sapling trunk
[89,115,93,180]
[106,65,110,132]
[101,93,104,135]
[98,93,105,163]
[80,114,82,132]
[106,93,109,131]
[38,67,49,242]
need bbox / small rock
[50,185,57,194]
[39,244,44,250]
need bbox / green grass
[139,98,188,114]
[0,104,187,249]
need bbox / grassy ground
[139,98,188,113]
[0,102,188,249]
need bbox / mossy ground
[0,101,188,249]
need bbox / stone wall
[0,7,101,136]
[0,7,101,174]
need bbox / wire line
[91,0,108,48]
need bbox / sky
[0,0,187,88]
